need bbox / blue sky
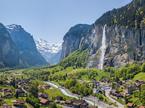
[0,0,132,43]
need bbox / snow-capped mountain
[6,24,47,67]
[35,39,62,65]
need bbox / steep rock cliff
[61,24,91,58]
[7,24,47,67]
[0,23,21,68]
[84,25,145,68]
[61,0,145,68]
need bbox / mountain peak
[36,38,62,54]
[35,38,62,64]
[6,24,24,31]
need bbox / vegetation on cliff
[60,50,89,68]
[96,0,145,28]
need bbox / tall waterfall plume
[98,25,107,70]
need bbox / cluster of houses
[0,88,14,98]
[127,102,145,108]
[92,79,145,108]
[126,80,145,95]
[64,100,89,108]
[126,80,145,108]
[38,84,90,108]
[109,80,145,97]
[0,79,30,108]
[109,80,145,108]
[0,99,26,108]
[38,84,51,105]
[38,93,49,105]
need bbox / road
[104,87,124,108]
[45,81,116,108]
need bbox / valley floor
[0,63,145,108]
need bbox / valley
[0,0,145,108]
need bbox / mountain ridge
[6,24,47,67]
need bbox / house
[0,88,14,98]
[1,104,12,108]
[110,90,123,98]
[65,100,88,108]
[3,88,12,93]
[3,93,13,98]
[135,80,145,87]
[56,96,63,101]
[92,80,100,88]
[93,88,102,94]
[65,100,73,105]
[38,93,48,99]
[127,103,134,108]
[127,85,138,94]
[15,88,26,97]
[72,100,88,108]
[55,96,64,103]
[16,79,30,86]
[39,97,49,105]
[2,88,13,98]
[100,78,109,83]
[0,88,3,92]
[13,100,25,107]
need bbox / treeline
[106,63,145,82]
[96,0,145,28]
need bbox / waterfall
[99,25,107,70]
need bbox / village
[0,78,91,108]
[0,74,144,108]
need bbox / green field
[44,87,72,100]
[133,72,145,81]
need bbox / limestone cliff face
[103,26,145,68]
[85,25,145,68]
[61,0,145,68]
[61,24,145,68]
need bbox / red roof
[39,97,49,104]
[127,103,134,107]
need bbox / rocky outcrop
[7,24,47,67]
[61,0,145,68]
[61,24,91,59]
[0,23,22,68]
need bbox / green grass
[60,50,89,68]
[44,87,72,101]
[133,72,145,81]
[4,99,13,105]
